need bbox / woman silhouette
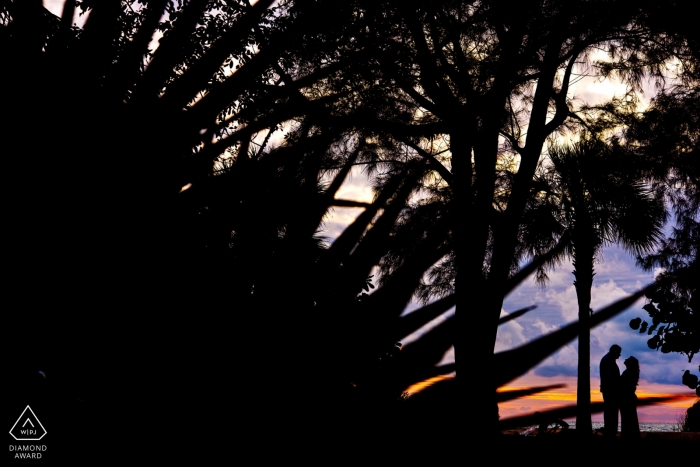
[620,356,641,439]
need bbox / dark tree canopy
[625,85,699,393]
[3,1,700,454]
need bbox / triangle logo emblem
[9,406,47,441]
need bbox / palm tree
[3,2,682,454]
[522,138,666,435]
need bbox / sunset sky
[324,59,697,424]
[497,246,697,423]
[327,204,698,423]
[326,161,698,423]
[41,0,697,424]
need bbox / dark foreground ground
[488,431,700,463]
[290,428,700,463]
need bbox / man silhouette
[600,344,622,437]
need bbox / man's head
[610,344,622,359]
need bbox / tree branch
[500,131,524,156]
[543,46,585,137]
[401,6,455,108]
[398,137,454,185]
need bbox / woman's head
[624,356,640,386]
[624,356,639,369]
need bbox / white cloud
[532,318,558,335]
[543,284,579,321]
[495,310,528,352]
[322,207,366,240]
[533,343,579,377]
[331,167,375,203]
[590,279,632,310]
[567,50,656,112]
[542,277,639,323]
[593,253,635,277]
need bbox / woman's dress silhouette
[620,356,640,439]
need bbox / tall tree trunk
[452,127,496,436]
[572,220,595,436]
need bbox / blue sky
[320,44,698,421]
[497,242,697,422]
[325,165,697,422]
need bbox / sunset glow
[498,374,697,423]
[406,374,455,396]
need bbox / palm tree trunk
[572,226,595,436]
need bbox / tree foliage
[3,1,699,450]
[624,74,699,382]
[527,137,666,433]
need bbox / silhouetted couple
[600,344,640,439]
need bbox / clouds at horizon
[498,244,697,421]
[321,170,695,419]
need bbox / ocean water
[554,422,677,432]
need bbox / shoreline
[502,428,700,441]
